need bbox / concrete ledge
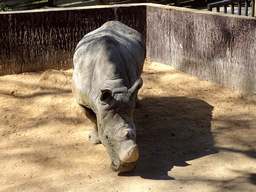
[146,4,256,94]
[1,4,255,94]
[0,4,146,74]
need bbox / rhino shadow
[119,96,218,180]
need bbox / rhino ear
[128,77,143,96]
[100,90,112,102]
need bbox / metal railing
[207,0,255,17]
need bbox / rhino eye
[100,90,112,102]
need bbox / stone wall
[146,5,256,94]
[0,5,146,75]
[1,4,256,94]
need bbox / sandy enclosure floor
[0,61,256,192]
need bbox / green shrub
[0,1,12,12]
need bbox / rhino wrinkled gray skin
[72,21,145,172]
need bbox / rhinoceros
[72,21,145,172]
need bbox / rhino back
[72,21,145,112]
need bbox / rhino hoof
[88,132,101,144]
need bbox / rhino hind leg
[78,105,101,144]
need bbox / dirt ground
[0,61,255,192]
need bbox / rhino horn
[119,144,139,163]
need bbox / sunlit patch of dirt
[0,61,255,191]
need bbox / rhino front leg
[78,105,101,144]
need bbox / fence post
[245,0,248,16]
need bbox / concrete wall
[1,4,256,94]
[0,5,146,75]
[146,5,256,94]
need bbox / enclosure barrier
[1,4,256,95]
[1,0,150,10]
[207,0,255,17]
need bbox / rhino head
[96,77,142,172]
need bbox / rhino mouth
[110,144,139,172]
[110,161,136,172]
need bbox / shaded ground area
[0,61,255,191]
